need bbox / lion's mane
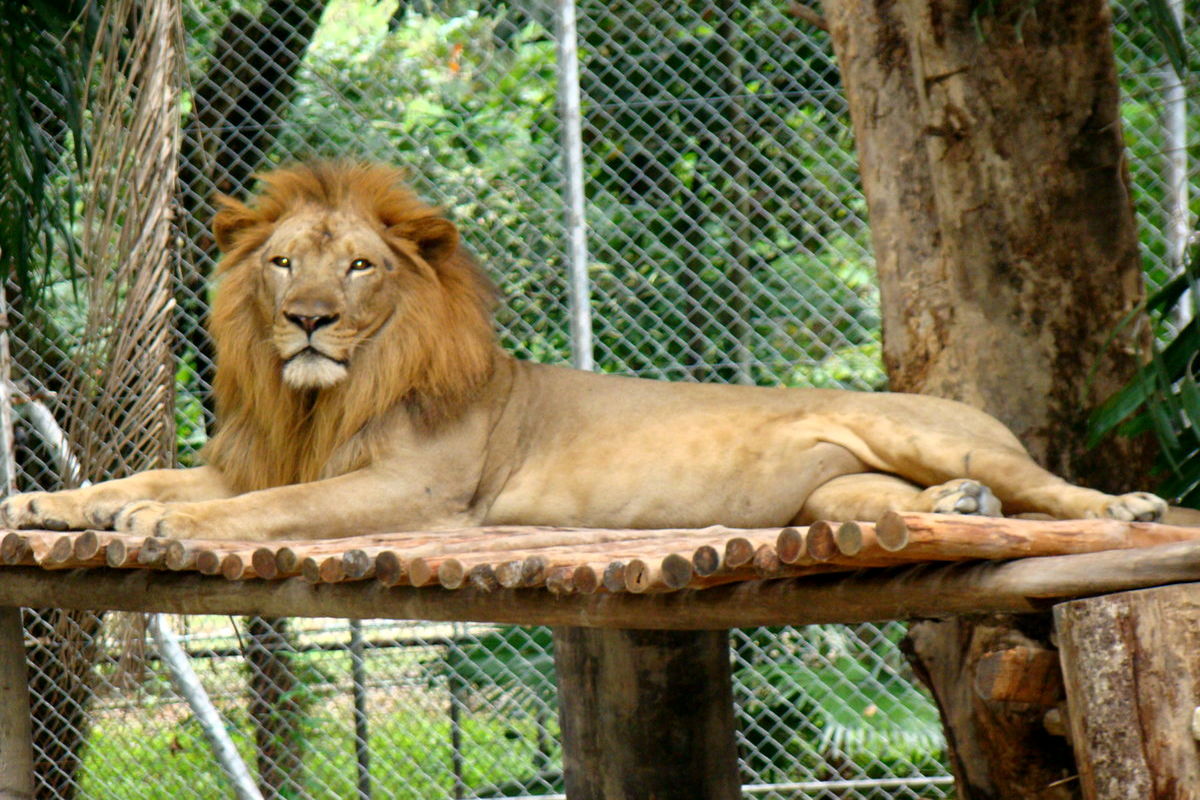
[202,162,497,493]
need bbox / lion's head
[202,162,497,492]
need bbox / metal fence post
[555,0,593,372]
[0,607,33,800]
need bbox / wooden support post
[553,627,740,800]
[0,607,33,800]
[1056,582,1200,799]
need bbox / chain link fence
[7,0,1197,797]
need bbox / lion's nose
[285,312,339,334]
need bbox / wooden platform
[4,512,1200,799]
[2,512,1200,626]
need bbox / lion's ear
[391,216,459,266]
[212,195,258,252]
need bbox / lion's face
[206,162,496,491]
[255,209,399,389]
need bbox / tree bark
[0,607,33,800]
[1056,583,1200,800]
[246,616,304,800]
[178,0,326,435]
[553,627,740,800]
[823,1,1153,797]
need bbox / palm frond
[66,0,184,479]
[0,0,99,301]
[1091,245,1200,506]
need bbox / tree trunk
[1056,583,1200,800]
[178,0,326,435]
[553,627,740,800]
[246,616,304,799]
[823,1,1153,797]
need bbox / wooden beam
[0,607,33,800]
[1,540,1200,628]
[1056,583,1200,799]
[554,627,740,800]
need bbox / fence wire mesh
[6,0,1197,797]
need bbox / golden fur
[1,162,1167,541]
[204,163,496,492]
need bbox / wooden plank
[0,542,1199,628]
[884,512,1200,560]
[554,627,739,800]
[0,606,33,799]
[1056,584,1200,799]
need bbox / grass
[76,645,561,800]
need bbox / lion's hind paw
[921,479,1003,517]
[1102,492,1167,523]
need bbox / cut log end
[73,531,101,561]
[835,521,864,556]
[195,550,222,575]
[876,511,910,551]
[105,539,131,568]
[342,549,374,580]
[1,533,28,565]
[602,561,627,593]
[374,551,404,587]
[437,559,466,590]
[663,553,694,588]
[221,554,248,581]
[47,535,75,565]
[775,527,806,564]
[545,565,575,594]
[573,565,601,594]
[752,545,782,577]
[408,557,436,587]
[165,540,192,571]
[692,544,721,576]
[275,547,302,575]
[467,564,499,592]
[300,557,321,584]
[137,536,169,567]
[252,548,278,580]
[805,520,838,561]
[494,559,525,589]
[521,555,548,588]
[318,556,345,584]
[724,537,755,569]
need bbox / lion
[1,162,1166,541]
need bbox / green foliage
[0,0,98,299]
[1091,254,1200,506]
[1145,0,1191,79]
[735,625,945,785]
[427,625,557,705]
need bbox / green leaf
[1145,0,1191,81]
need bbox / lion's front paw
[1,491,91,530]
[922,479,1003,516]
[113,501,203,539]
[1101,492,1167,523]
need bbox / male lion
[2,162,1165,540]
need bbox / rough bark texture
[0,607,33,800]
[824,0,1149,485]
[1056,584,1200,800]
[822,1,1153,797]
[901,615,1076,799]
[245,616,303,800]
[553,627,740,800]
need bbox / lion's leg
[110,468,474,542]
[795,473,1002,524]
[941,448,1166,522]
[2,466,235,531]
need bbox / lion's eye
[349,258,374,273]
[270,255,291,269]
